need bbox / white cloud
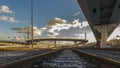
[0,5,19,23]
[12,17,95,42]
[9,16,97,43]
[0,15,18,23]
[108,25,120,40]
[48,17,67,26]
[47,17,91,37]
[0,5,24,23]
[41,27,47,30]
[0,5,14,14]
[74,11,80,17]
[82,21,89,27]
[12,26,44,37]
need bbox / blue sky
[0,0,119,42]
[0,0,85,39]
[34,0,84,27]
[0,0,31,38]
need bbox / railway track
[40,49,85,68]
[0,49,53,64]
[73,48,120,68]
[0,49,60,68]
[77,48,120,61]
[0,48,120,68]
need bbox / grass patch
[0,47,41,51]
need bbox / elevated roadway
[77,0,120,48]
[0,40,27,45]
[26,38,88,47]
[0,38,88,47]
[26,38,87,42]
[0,48,120,68]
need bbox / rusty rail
[0,49,61,68]
[76,48,120,51]
[72,49,120,68]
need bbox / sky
[0,0,119,42]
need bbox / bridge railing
[26,37,86,40]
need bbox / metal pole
[31,0,34,47]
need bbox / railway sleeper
[40,49,102,68]
[72,49,120,68]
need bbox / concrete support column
[84,32,87,40]
[94,23,116,48]
[74,41,77,45]
[27,32,30,39]
[54,41,56,47]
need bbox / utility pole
[31,0,34,47]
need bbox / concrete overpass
[77,0,120,48]
[26,38,88,47]
[0,38,88,47]
[0,40,27,45]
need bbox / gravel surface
[41,49,86,68]
[0,49,52,64]
[79,49,120,61]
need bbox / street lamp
[31,0,34,47]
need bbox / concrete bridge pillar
[94,23,116,48]
[54,41,56,47]
[74,41,77,45]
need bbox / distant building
[108,39,120,47]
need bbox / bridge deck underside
[77,0,120,47]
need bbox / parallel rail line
[0,49,61,68]
[0,48,120,68]
[72,49,120,68]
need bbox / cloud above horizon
[0,5,19,23]
[12,26,46,37]
[12,17,91,38]
[0,5,14,14]
[11,17,96,42]
[46,17,90,37]
[108,24,120,40]
[74,11,80,17]
[0,15,18,23]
